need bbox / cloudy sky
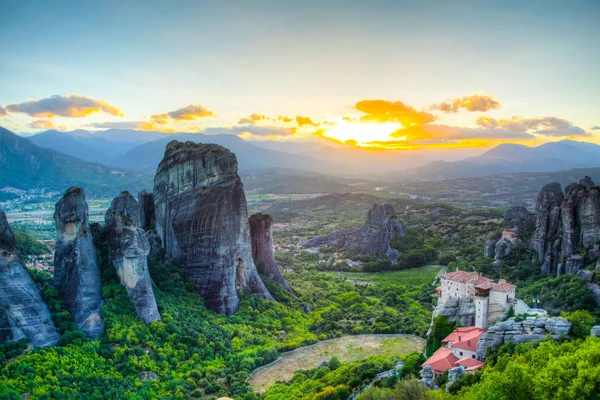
[1,0,599,150]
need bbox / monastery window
[460,352,463,356]
[472,354,476,359]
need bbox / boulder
[53,187,104,338]
[576,269,594,283]
[591,325,600,337]
[138,190,155,231]
[0,209,60,347]
[484,240,495,258]
[494,238,512,261]
[106,195,161,324]
[588,244,600,261]
[154,141,273,315]
[249,213,292,293]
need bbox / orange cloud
[238,113,268,124]
[277,116,293,123]
[28,119,56,129]
[296,115,318,126]
[88,120,175,132]
[432,94,501,113]
[149,104,214,125]
[6,94,124,118]
[353,99,435,127]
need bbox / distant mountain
[114,133,333,172]
[241,169,353,194]
[0,127,152,196]
[28,130,118,164]
[402,140,600,180]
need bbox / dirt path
[248,334,425,393]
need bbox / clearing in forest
[320,265,443,287]
[248,334,425,393]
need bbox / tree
[563,309,596,339]
[329,356,341,370]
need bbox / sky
[1,0,599,150]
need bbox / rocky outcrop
[432,296,476,327]
[106,193,161,323]
[483,240,495,258]
[105,191,139,228]
[504,205,529,230]
[591,325,600,337]
[476,317,571,358]
[53,187,104,338]
[531,177,600,276]
[301,204,407,258]
[530,182,564,275]
[138,190,156,231]
[446,366,465,393]
[494,238,512,264]
[249,213,292,293]
[419,366,438,390]
[0,209,60,347]
[154,141,273,315]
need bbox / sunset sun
[323,121,403,147]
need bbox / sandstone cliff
[249,213,292,293]
[53,187,104,338]
[106,192,161,323]
[0,209,60,347]
[154,141,273,315]
[301,203,407,258]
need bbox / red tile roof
[441,271,493,285]
[491,282,516,292]
[442,326,486,352]
[456,357,485,371]
[422,347,459,375]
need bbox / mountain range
[401,140,600,180]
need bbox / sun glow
[322,121,403,147]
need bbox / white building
[437,270,516,329]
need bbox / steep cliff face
[53,187,104,338]
[0,209,60,347]
[301,203,407,258]
[530,182,564,275]
[504,205,529,230]
[106,193,161,323]
[530,176,600,276]
[249,213,292,293]
[138,190,156,231]
[154,141,273,315]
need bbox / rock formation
[106,193,161,323]
[591,325,600,338]
[432,296,476,326]
[504,205,529,230]
[483,240,495,258]
[530,182,564,275]
[493,238,512,265]
[301,203,407,258]
[476,316,571,358]
[249,213,292,293]
[446,366,465,393]
[0,209,60,347]
[138,190,156,231]
[531,177,600,275]
[53,187,104,338]
[154,141,273,315]
[419,365,438,390]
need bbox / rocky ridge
[0,209,60,347]
[301,203,407,258]
[154,141,273,315]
